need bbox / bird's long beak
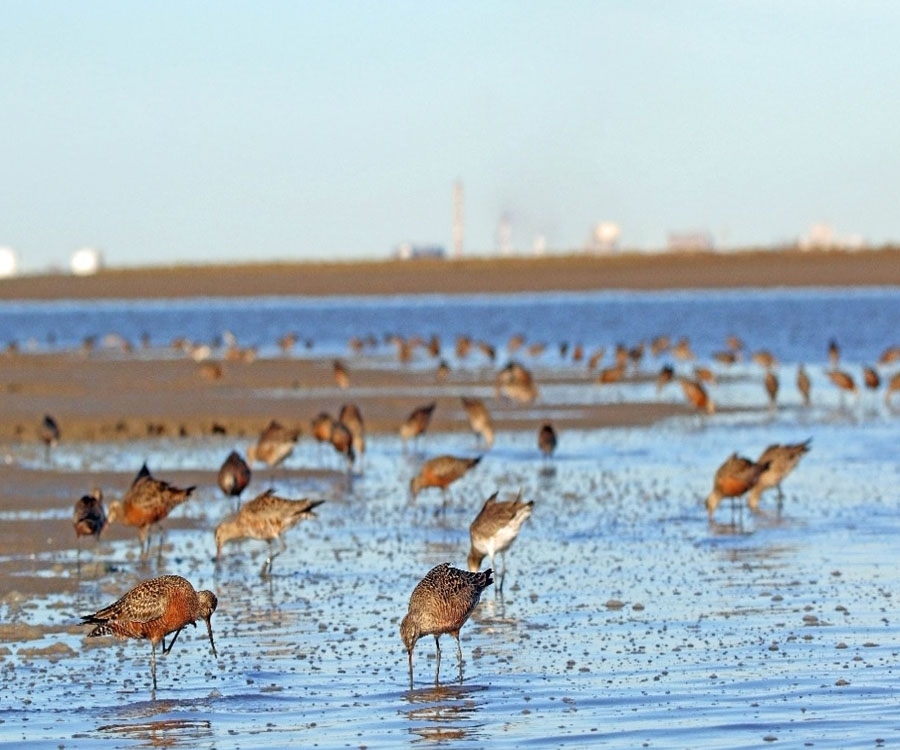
[206,617,218,658]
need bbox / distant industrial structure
[798,223,865,251]
[452,181,464,258]
[0,247,18,278]
[394,242,446,260]
[70,247,103,275]
[588,222,621,253]
[666,231,714,253]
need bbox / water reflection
[402,683,488,745]
[96,699,214,748]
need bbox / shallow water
[2,288,900,748]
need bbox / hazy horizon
[3,2,899,272]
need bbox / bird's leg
[434,635,441,685]
[150,642,158,693]
[162,627,183,655]
[454,633,463,684]
[407,648,414,689]
[499,551,507,594]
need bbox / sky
[2,1,900,272]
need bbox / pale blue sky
[2,1,899,271]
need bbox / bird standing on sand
[468,490,533,593]
[797,364,811,407]
[338,403,366,466]
[247,420,300,468]
[400,402,437,452]
[409,455,482,504]
[39,413,60,459]
[107,463,196,558]
[215,488,324,577]
[764,370,779,409]
[73,488,107,543]
[705,453,768,523]
[746,439,811,513]
[217,450,251,509]
[827,369,858,403]
[400,562,493,686]
[538,423,557,461]
[329,420,355,473]
[679,377,715,414]
[333,359,350,389]
[461,396,495,449]
[81,574,217,692]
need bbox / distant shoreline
[1,247,898,300]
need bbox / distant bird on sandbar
[247,419,300,468]
[495,361,538,403]
[796,364,811,407]
[764,370,779,409]
[467,490,533,593]
[752,350,777,369]
[655,365,675,392]
[215,488,324,577]
[39,413,60,459]
[338,403,366,466]
[679,376,715,414]
[705,453,769,524]
[81,574,218,692]
[400,402,437,452]
[409,454,482,504]
[73,489,107,569]
[878,345,900,365]
[217,450,251,509]
[107,463,196,558]
[746,439,811,513]
[461,396,494,449]
[863,365,881,391]
[828,338,840,368]
[827,369,858,402]
[400,563,493,686]
[537,423,557,461]
[310,411,334,458]
[333,359,350,389]
[885,371,900,405]
[329,420,355,472]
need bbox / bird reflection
[402,683,487,745]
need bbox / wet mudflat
[2,407,899,749]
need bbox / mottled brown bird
[333,359,350,389]
[215,488,324,576]
[797,364,811,407]
[461,396,494,449]
[107,463,196,557]
[752,350,777,369]
[827,369,858,399]
[217,450,251,508]
[679,377,715,414]
[400,562,493,685]
[764,370,779,408]
[400,402,437,451]
[409,455,482,503]
[247,419,300,468]
[705,453,768,523]
[329,420,355,472]
[73,488,107,544]
[495,361,538,403]
[878,345,900,365]
[310,411,335,453]
[82,574,217,692]
[467,490,533,592]
[655,365,675,392]
[863,365,881,390]
[338,403,366,465]
[39,413,60,459]
[537,423,557,460]
[746,439,811,513]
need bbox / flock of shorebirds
[66,387,550,691]
[54,329,900,692]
